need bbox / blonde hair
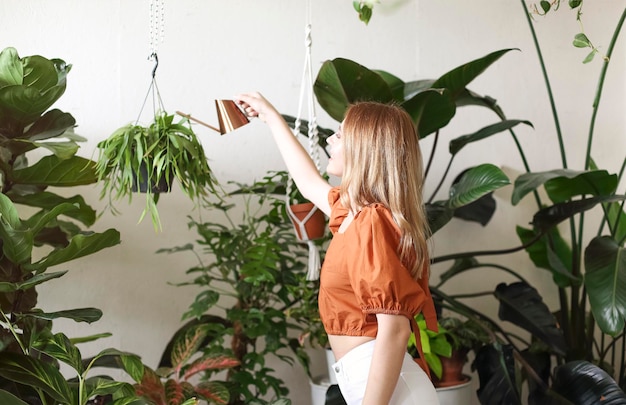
[339,101,430,280]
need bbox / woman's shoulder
[354,203,399,233]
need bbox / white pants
[331,340,440,405]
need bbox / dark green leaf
[0,352,73,403]
[0,270,67,292]
[584,236,626,335]
[447,164,510,209]
[569,0,582,8]
[26,228,120,273]
[426,202,454,235]
[9,191,96,226]
[544,170,617,203]
[474,343,519,404]
[449,120,533,155]
[0,389,29,405]
[24,109,76,141]
[495,282,566,355]
[540,1,551,12]
[532,195,626,232]
[402,88,455,137]
[512,169,616,205]
[28,308,103,323]
[313,58,394,122]
[552,361,626,404]
[12,155,97,186]
[432,49,517,98]
[516,226,576,287]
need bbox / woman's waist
[328,334,375,361]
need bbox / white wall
[2,1,625,404]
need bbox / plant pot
[433,348,469,388]
[435,375,473,405]
[132,161,173,193]
[310,375,331,405]
[287,202,326,241]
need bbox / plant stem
[423,129,440,182]
[428,154,454,204]
[0,309,27,354]
[584,7,626,170]
[432,229,545,264]
[520,0,568,169]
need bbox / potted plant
[0,46,138,404]
[120,324,239,405]
[434,316,490,388]
[95,111,219,231]
[156,171,321,405]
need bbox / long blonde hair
[339,101,430,280]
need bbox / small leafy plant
[157,172,319,405]
[95,111,219,230]
[124,324,239,405]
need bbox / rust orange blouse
[319,187,438,365]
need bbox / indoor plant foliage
[95,111,218,231]
[122,324,239,405]
[157,172,323,405]
[0,46,138,403]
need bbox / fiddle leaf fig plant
[95,111,219,231]
[0,46,134,403]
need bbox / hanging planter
[95,111,218,230]
[287,202,326,241]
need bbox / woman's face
[326,126,344,177]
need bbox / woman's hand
[235,92,280,125]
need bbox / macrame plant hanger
[137,0,166,126]
[286,2,324,281]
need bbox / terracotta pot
[288,202,326,241]
[433,348,469,388]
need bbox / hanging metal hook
[149,52,159,78]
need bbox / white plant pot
[310,375,331,405]
[435,377,473,405]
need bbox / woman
[236,92,439,405]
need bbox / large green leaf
[473,343,519,404]
[0,47,24,87]
[10,191,96,226]
[23,108,76,141]
[447,164,510,209]
[512,169,617,205]
[0,51,68,131]
[11,155,97,187]
[313,58,394,122]
[0,270,67,292]
[516,226,576,287]
[532,195,626,232]
[584,236,626,335]
[402,87,455,137]
[26,228,120,273]
[0,193,33,264]
[33,332,83,374]
[26,308,103,323]
[0,390,29,405]
[495,282,567,355]
[449,120,533,155]
[432,48,517,98]
[0,352,72,403]
[552,361,626,404]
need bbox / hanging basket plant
[95,110,218,230]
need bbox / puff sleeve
[347,204,429,324]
